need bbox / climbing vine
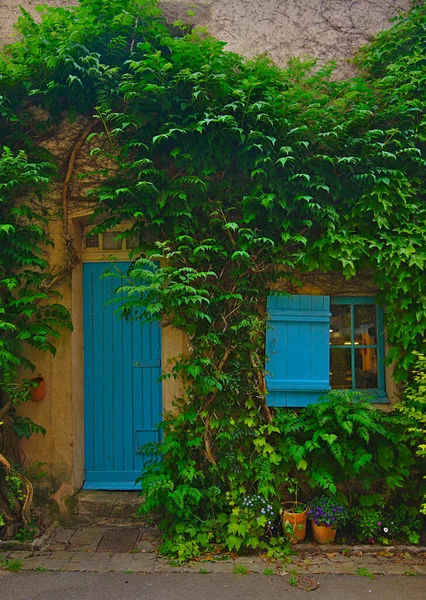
[0,0,425,549]
[0,150,72,536]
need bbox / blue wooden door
[83,262,162,490]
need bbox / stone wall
[0,0,412,72]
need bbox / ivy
[0,148,71,536]
[0,0,425,551]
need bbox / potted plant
[308,495,349,544]
[30,376,45,402]
[281,477,308,543]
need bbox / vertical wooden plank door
[83,262,162,490]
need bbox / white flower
[383,527,389,533]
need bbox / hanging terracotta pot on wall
[31,377,45,402]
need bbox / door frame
[70,217,186,491]
[82,260,162,490]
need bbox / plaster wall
[0,0,408,509]
[0,0,412,72]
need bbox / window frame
[330,296,387,402]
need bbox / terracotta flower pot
[312,521,337,544]
[31,377,45,402]
[281,502,308,543]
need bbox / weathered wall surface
[0,0,412,71]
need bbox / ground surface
[0,572,426,600]
[1,522,426,577]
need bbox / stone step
[74,491,143,522]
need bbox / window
[83,228,140,255]
[265,295,387,407]
[329,298,385,400]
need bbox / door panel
[83,262,162,490]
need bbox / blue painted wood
[266,295,331,407]
[83,262,162,490]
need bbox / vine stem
[201,346,231,464]
[0,402,33,527]
[250,351,273,424]
[62,119,97,236]
[41,118,98,292]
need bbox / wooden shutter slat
[266,294,331,407]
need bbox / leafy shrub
[351,506,383,543]
[383,505,422,545]
[396,351,426,514]
[137,409,288,562]
[275,391,413,495]
[139,391,419,559]
[351,503,423,545]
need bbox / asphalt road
[1,572,425,600]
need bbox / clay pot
[281,502,308,543]
[312,521,337,544]
[31,377,45,402]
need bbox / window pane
[330,348,352,389]
[354,305,377,345]
[125,232,139,249]
[85,233,99,248]
[355,348,378,389]
[330,305,351,345]
[103,231,123,250]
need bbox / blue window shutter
[266,295,331,407]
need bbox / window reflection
[354,305,377,345]
[330,301,381,392]
[103,231,123,250]
[355,348,378,388]
[330,348,352,389]
[330,305,351,345]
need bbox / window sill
[332,388,389,404]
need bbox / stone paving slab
[136,540,156,553]
[68,527,103,548]
[2,552,425,576]
[2,522,426,578]
[413,564,426,575]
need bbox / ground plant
[308,496,349,528]
[0,0,425,554]
[396,351,426,514]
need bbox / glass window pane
[125,232,139,249]
[85,233,99,248]
[355,348,378,389]
[103,231,123,250]
[330,304,351,345]
[330,348,352,389]
[354,305,377,345]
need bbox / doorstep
[74,490,143,522]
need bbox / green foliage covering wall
[0,0,425,552]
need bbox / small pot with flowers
[308,495,349,544]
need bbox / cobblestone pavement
[1,524,426,577]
